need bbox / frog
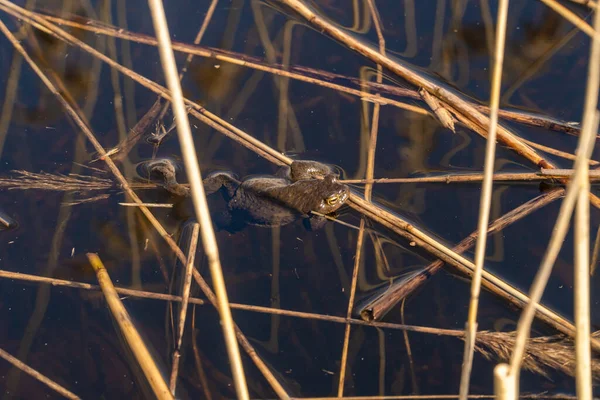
[141,159,349,231]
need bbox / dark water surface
[0,0,598,398]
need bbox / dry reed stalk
[169,222,199,394]
[507,3,600,394]
[360,188,565,322]
[36,12,585,136]
[419,88,455,132]
[342,171,600,184]
[337,0,384,394]
[0,347,80,399]
[521,138,600,166]
[575,170,594,395]
[87,253,172,400]
[494,363,515,400]
[459,1,509,397]
[277,0,600,210]
[0,11,287,397]
[146,1,248,398]
[119,202,173,208]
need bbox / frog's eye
[325,194,340,206]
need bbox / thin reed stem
[0,347,80,399]
[459,1,509,398]
[146,1,248,398]
[169,222,200,394]
[507,3,600,393]
[87,253,172,400]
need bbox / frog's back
[229,177,300,226]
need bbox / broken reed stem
[0,347,80,399]
[34,11,584,136]
[0,10,287,397]
[508,2,600,388]
[459,0,509,398]
[575,155,593,398]
[361,188,565,322]
[146,1,248,398]
[169,222,200,394]
[87,253,172,400]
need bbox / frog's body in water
[144,159,349,230]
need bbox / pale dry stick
[459,0,509,398]
[506,0,600,389]
[35,12,586,136]
[169,223,200,394]
[276,0,600,209]
[146,1,248,398]
[0,10,286,397]
[521,137,600,166]
[538,0,598,38]
[87,253,172,400]
[419,88,455,132]
[342,171,600,184]
[494,364,514,400]
[0,347,80,399]
[507,38,600,398]
[4,2,590,351]
[575,147,592,398]
[119,202,173,208]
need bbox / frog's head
[310,175,350,214]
